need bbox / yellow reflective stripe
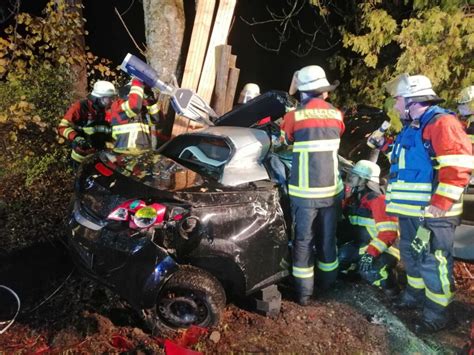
[147,103,159,115]
[317,259,339,272]
[389,191,431,202]
[407,275,425,289]
[289,179,343,199]
[469,135,474,143]
[373,265,388,287]
[71,149,89,163]
[389,181,432,192]
[298,152,306,188]
[293,139,340,152]
[292,265,314,278]
[376,221,398,232]
[399,148,406,169]
[370,238,388,253]
[349,215,375,227]
[294,108,342,121]
[387,246,400,260]
[435,154,474,170]
[112,123,150,135]
[435,183,464,201]
[121,101,137,118]
[62,127,75,138]
[129,86,144,97]
[59,119,72,127]
[434,250,452,300]
[425,287,452,307]
[386,201,463,217]
[359,246,368,255]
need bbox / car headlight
[132,206,158,229]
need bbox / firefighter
[58,80,116,167]
[108,78,162,153]
[237,83,261,104]
[338,160,399,294]
[383,74,473,332]
[280,65,344,305]
[457,85,474,151]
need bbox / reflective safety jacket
[108,79,161,153]
[386,106,473,218]
[281,98,345,207]
[58,97,110,163]
[345,191,399,259]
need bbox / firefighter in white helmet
[280,65,343,305]
[338,160,399,294]
[58,80,117,167]
[238,83,261,104]
[380,73,473,332]
[457,85,474,149]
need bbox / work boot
[296,294,310,306]
[414,317,451,334]
[393,291,422,310]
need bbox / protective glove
[411,225,431,257]
[359,253,375,273]
[72,136,92,151]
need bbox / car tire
[143,265,226,336]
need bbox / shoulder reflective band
[434,155,474,170]
[294,108,343,121]
[293,139,340,152]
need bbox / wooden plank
[224,67,240,113]
[228,54,237,69]
[173,0,216,137]
[197,0,237,104]
[212,45,232,116]
[180,0,216,91]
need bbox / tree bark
[58,0,87,98]
[142,0,185,83]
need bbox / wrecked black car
[68,92,298,335]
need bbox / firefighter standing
[383,74,473,332]
[338,160,399,293]
[281,65,344,305]
[58,80,116,167]
[108,78,162,153]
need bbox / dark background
[3,0,342,95]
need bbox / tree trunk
[57,0,87,98]
[142,0,185,83]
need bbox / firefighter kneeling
[338,160,400,295]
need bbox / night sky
[4,0,341,94]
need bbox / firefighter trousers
[399,216,459,324]
[291,202,339,297]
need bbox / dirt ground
[0,242,472,354]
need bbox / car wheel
[143,265,226,336]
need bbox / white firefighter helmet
[457,85,474,117]
[238,83,261,104]
[385,74,442,103]
[289,65,339,95]
[91,80,117,98]
[351,160,380,184]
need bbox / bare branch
[0,0,20,24]
[117,0,136,17]
[114,7,147,57]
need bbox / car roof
[178,126,272,186]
